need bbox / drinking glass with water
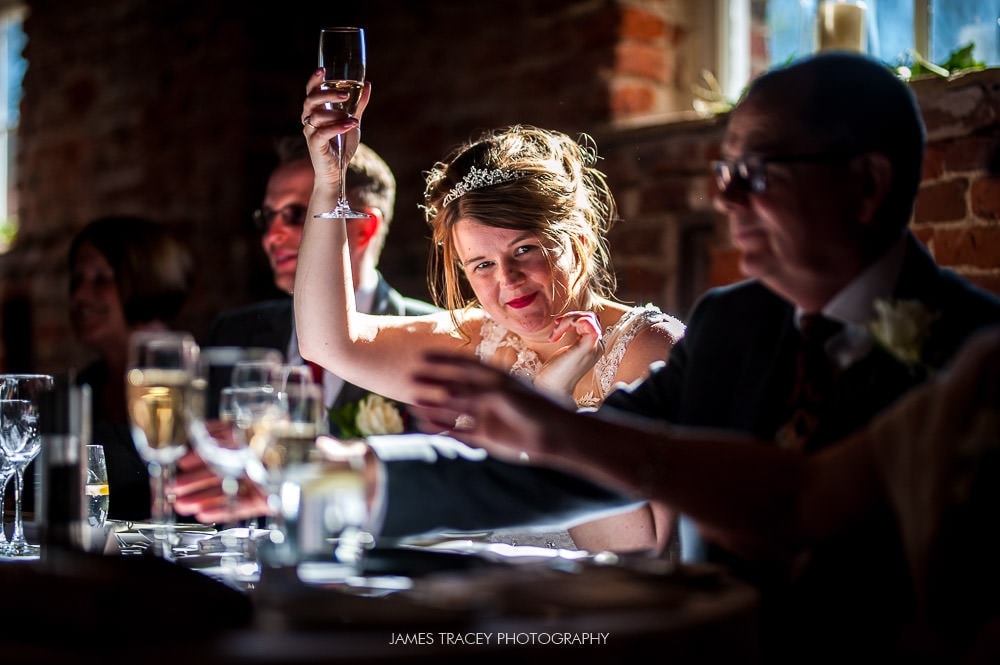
[85,444,109,527]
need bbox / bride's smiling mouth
[506,293,538,309]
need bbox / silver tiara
[442,166,526,207]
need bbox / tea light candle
[817,0,867,53]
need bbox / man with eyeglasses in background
[589,51,1000,662]
[205,136,437,431]
[179,53,1000,661]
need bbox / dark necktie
[777,313,844,452]
[305,360,324,385]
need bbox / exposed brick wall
[910,68,1000,296]
[0,0,996,375]
[0,0,696,373]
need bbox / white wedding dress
[475,304,684,550]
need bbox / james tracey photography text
[388,632,611,646]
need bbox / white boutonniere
[867,298,939,372]
[329,393,405,438]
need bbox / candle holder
[816,0,868,53]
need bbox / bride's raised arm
[295,71,460,405]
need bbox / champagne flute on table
[126,331,198,557]
[314,26,368,219]
[228,351,285,529]
[249,369,370,571]
[245,368,324,566]
[230,354,283,392]
[0,373,54,559]
[187,347,282,578]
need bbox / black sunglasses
[712,151,861,194]
[251,203,308,233]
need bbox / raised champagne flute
[126,331,198,557]
[314,26,368,219]
[0,373,54,559]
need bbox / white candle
[817,1,867,53]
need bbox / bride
[293,75,685,554]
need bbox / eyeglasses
[251,203,308,233]
[712,151,860,194]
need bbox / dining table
[0,524,761,664]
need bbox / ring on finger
[302,115,313,127]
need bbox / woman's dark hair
[68,215,194,324]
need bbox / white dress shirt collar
[793,234,908,329]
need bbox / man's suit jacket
[205,273,438,432]
[601,233,1000,661]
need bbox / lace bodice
[476,304,683,552]
[475,304,684,409]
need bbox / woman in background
[68,215,193,520]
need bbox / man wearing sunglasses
[205,137,436,431]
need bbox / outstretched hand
[171,449,270,525]
[409,351,581,465]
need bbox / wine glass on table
[126,331,199,557]
[230,353,283,392]
[187,348,283,561]
[249,370,369,572]
[0,373,54,559]
[314,26,368,220]
[189,348,282,520]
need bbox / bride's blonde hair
[421,125,618,338]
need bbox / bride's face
[452,219,574,340]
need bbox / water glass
[85,444,109,528]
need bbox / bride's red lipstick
[507,293,537,309]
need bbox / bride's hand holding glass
[301,68,371,217]
[306,26,368,219]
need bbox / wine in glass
[126,330,198,556]
[314,26,368,219]
[0,373,54,559]
[248,375,369,569]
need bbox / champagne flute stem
[148,461,169,523]
[0,473,9,547]
[9,467,25,546]
[336,133,349,208]
[161,461,179,532]
[148,461,179,558]
[221,475,240,528]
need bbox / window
[0,4,24,252]
[721,0,999,101]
